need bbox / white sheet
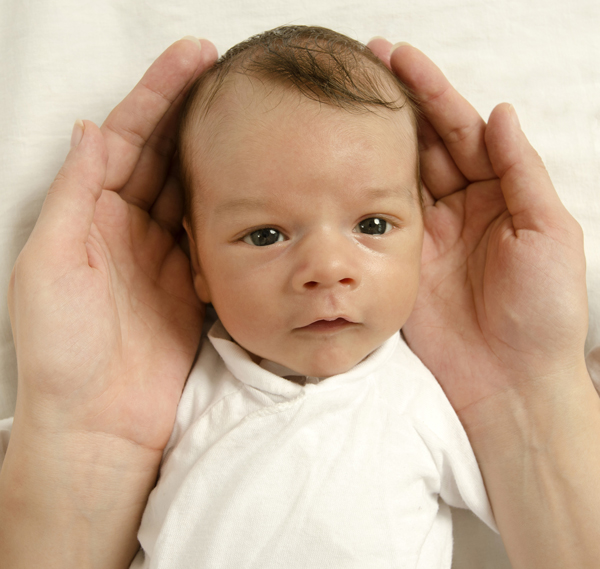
[1,0,599,566]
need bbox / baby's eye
[354,217,392,235]
[243,228,285,246]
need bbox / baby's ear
[183,218,212,304]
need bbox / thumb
[29,120,108,268]
[485,103,566,233]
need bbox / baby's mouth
[298,318,356,333]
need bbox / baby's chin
[249,347,375,381]
[226,319,398,381]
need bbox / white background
[1,1,598,566]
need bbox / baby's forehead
[178,30,423,216]
[181,35,420,152]
[183,88,418,212]
[191,72,417,154]
[184,80,420,214]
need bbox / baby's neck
[257,357,323,385]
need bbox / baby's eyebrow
[361,185,418,205]
[213,197,269,217]
[213,186,417,218]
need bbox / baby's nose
[291,231,361,292]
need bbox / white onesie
[128,320,497,568]
[0,319,496,567]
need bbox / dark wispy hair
[178,25,422,217]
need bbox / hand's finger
[366,37,393,70]
[368,39,487,197]
[27,120,107,269]
[117,39,219,209]
[101,38,218,200]
[148,161,185,236]
[418,117,470,198]
[389,44,495,185]
[485,103,568,234]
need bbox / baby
[131,26,496,568]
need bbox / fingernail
[181,36,202,51]
[70,119,84,148]
[367,35,388,43]
[390,41,412,54]
[509,105,521,129]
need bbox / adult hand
[1,38,217,568]
[9,37,216,451]
[368,39,588,412]
[368,39,600,569]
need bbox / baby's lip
[296,316,359,332]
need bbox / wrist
[457,360,600,568]
[457,359,598,462]
[0,414,161,569]
[5,409,162,508]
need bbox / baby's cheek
[213,290,278,348]
[377,268,419,328]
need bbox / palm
[8,39,218,453]
[19,188,202,451]
[362,39,588,415]
[404,178,586,414]
[78,191,202,449]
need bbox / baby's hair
[178,25,422,219]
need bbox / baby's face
[185,79,423,377]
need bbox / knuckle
[443,120,478,146]
[10,245,42,290]
[553,210,585,248]
[10,251,28,284]
[49,170,69,194]
[140,79,174,105]
[531,149,547,170]
[420,82,450,107]
[569,217,585,242]
[106,122,146,150]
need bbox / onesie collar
[208,320,399,398]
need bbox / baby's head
[178,25,424,378]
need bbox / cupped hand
[8,38,218,454]
[368,39,588,417]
